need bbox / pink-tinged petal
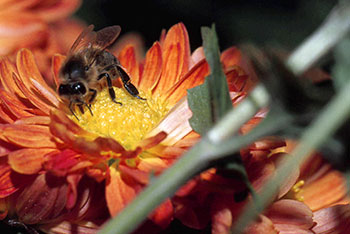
[118,45,140,85]
[0,124,56,148]
[8,148,56,174]
[16,173,68,224]
[149,199,173,228]
[14,116,50,125]
[212,207,233,234]
[51,53,66,87]
[31,78,59,107]
[154,23,191,95]
[50,109,90,135]
[106,167,136,216]
[164,59,210,107]
[302,170,347,211]
[312,204,350,234]
[17,49,59,107]
[190,47,205,68]
[147,97,193,146]
[40,221,99,234]
[243,215,278,234]
[221,47,242,70]
[139,131,167,150]
[0,57,25,98]
[66,174,83,209]
[139,42,162,91]
[265,199,315,232]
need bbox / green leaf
[188,24,232,135]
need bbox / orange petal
[0,162,18,198]
[164,59,209,107]
[8,148,56,174]
[17,49,59,107]
[302,169,347,211]
[0,12,47,55]
[0,89,34,119]
[221,47,242,70]
[139,42,162,91]
[51,53,66,88]
[33,0,81,22]
[312,204,350,234]
[137,158,168,174]
[149,199,173,228]
[119,164,149,185]
[118,45,140,85]
[0,124,56,148]
[0,104,15,123]
[153,23,190,96]
[13,72,51,114]
[106,167,136,216]
[44,149,80,177]
[225,67,249,92]
[0,57,25,98]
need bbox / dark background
[76,0,335,51]
[2,0,337,233]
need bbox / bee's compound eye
[73,82,86,94]
[84,66,89,71]
[58,84,70,96]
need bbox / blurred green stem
[287,2,350,75]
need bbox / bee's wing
[94,25,121,50]
[69,24,96,54]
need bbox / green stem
[232,79,350,233]
[99,85,270,234]
[287,2,350,75]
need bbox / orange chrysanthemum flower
[0,0,84,83]
[0,23,251,233]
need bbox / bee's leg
[85,102,93,116]
[115,65,146,100]
[69,101,79,121]
[98,73,122,105]
[77,104,85,114]
[88,88,97,104]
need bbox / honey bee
[58,25,145,120]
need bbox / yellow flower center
[73,87,169,150]
[285,180,305,202]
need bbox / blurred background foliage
[76,0,336,50]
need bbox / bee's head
[58,82,87,97]
[61,57,89,80]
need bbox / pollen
[73,87,169,150]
